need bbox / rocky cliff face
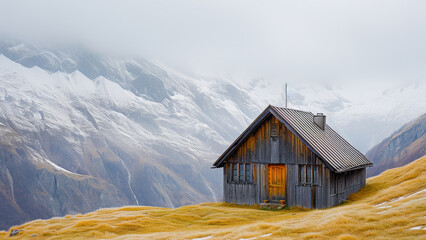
[0,124,128,230]
[366,113,426,177]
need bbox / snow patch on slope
[26,147,81,176]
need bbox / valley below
[2,156,425,240]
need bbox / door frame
[267,164,287,202]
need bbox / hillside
[366,113,426,177]
[2,156,425,240]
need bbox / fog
[1,0,426,88]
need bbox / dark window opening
[313,165,319,183]
[239,163,244,181]
[231,163,254,184]
[232,163,238,182]
[299,164,319,185]
[245,164,252,182]
[306,165,312,183]
[300,165,305,183]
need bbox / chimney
[314,113,326,130]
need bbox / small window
[245,164,252,183]
[306,166,312,183]
[300,165,305,183]
[299,164,319,185]
[239,164,244,181]
[231,163,253,184]
[313,166,319,183]
[232,164,238,182]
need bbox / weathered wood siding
[328,168,366,207]
[223,115,367,208]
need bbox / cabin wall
[328,168,366,207]
[223,115,367,208]
[223,115,271,205]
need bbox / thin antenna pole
[285,83,288,108]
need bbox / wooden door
[268,165,286,201]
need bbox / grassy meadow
[1,156,425,240]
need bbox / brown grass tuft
[337,234,357,240]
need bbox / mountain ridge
[366,113,426,177]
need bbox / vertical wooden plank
[283,127,288,164]
[325,168,331,208]
[258,164,262,202]
[259,164,263,202]
[263,122,267,163]
[223,167,227,202]
[239,184,242,204]
[242,184,246,204]
[278,119,284,164]
[230,172,234,203]
[265,164,269,202]
[251,180,256,205]
[291,131,294,164]
[234,184,238,204]
[292,164,297,206]
[226,163,230,184]
[287,128,293,164]
[266,119,271,163]
[287,165,291,205]
[263,164,267,202]
[229,183,233,203]
[271,139,279,163]
[255,164,259,203]
[237,184,240,204]
[256,139,260,163]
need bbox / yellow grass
[2,156,425,240]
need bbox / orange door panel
[268,165,286,201]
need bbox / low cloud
[1,0,425,87]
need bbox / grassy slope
[1,156,425,240]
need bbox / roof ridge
[270,105,313,114]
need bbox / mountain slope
[0,41,265,230]
[2,156,425,239]
[366,113,426,177]
[4,41,426,154]
[1,40,426,231]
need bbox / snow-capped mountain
[0,40,265,229]
[0,40,425,230]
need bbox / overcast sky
[1,0,425,87]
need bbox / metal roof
[213,105,372,173]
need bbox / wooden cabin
[212,105,372,209]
